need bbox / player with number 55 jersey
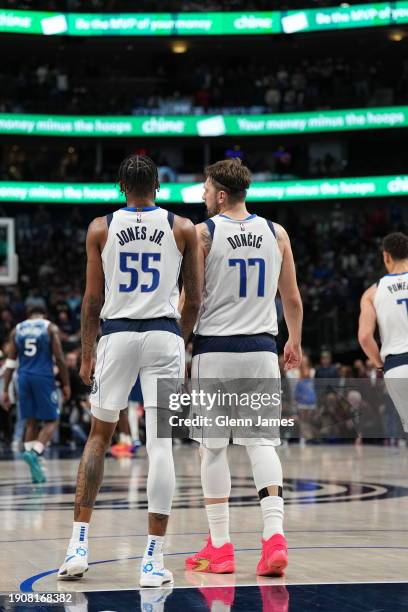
[58,154,201,587]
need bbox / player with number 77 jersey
[187,158,303,578]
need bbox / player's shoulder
[87,216,109,248]
[361,283,378,303]
[270,221,289,242]
[172,213,195,234]
[47,320,58,332]
[89,216,108,233]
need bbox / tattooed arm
[275,223,303,370]
[176,218,201,344]
[80,217,107,385]
[177,221,210,319]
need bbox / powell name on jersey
[374,271,408,359]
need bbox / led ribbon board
[0,107,405,137]
[0,4,408,36]
[0,176,407,204]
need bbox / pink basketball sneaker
[256,534,288,577]
[185,536,235,573]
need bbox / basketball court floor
[0,444,407,611]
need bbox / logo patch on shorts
[51,390,59,404]
[91,379,98,395]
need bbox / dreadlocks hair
[117,154,160,199]
[205,158,252,204]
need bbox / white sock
[261,496,284,539]
[32,441,45,455]
[206,502,230,547]
[119,433,132,445]
[71,522,89,544]
[24,441,35,452]
[143,535,164,560]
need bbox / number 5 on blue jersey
[119,252,161,293]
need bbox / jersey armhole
[203,219,215,255]
[204,219,215,239]
[266,219,276,237]
[106,213,113,228]
[167,211,175,229]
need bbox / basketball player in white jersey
[185,159,303,577]
[58,155,200,586]
[359,232,408,435]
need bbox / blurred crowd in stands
[1,55,403,116]
[0,201,406,450]
[0,142,350,183]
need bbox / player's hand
[80,360,95,387]
[283,340,302,371]
[2,391,11,411]
[62,385,71,402]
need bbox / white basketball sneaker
[58,541,89,580]
[139,556,173,588]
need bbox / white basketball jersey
[100,206,182,320]
[195,214,282,336]
[374,271,408,359]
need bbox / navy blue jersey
[15,318,54,377]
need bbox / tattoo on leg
[148,512,169,536]
[152,513,168,525]
[74,438,106,520]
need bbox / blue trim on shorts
[192,333,277,356]
[384,352,408,373]
[101,317,181,337]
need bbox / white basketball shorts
[191,350,281,448]
[384,364,408,433]
[90,329,184,423]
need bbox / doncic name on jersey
[116,225,165,247]
[227,231,263,250]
